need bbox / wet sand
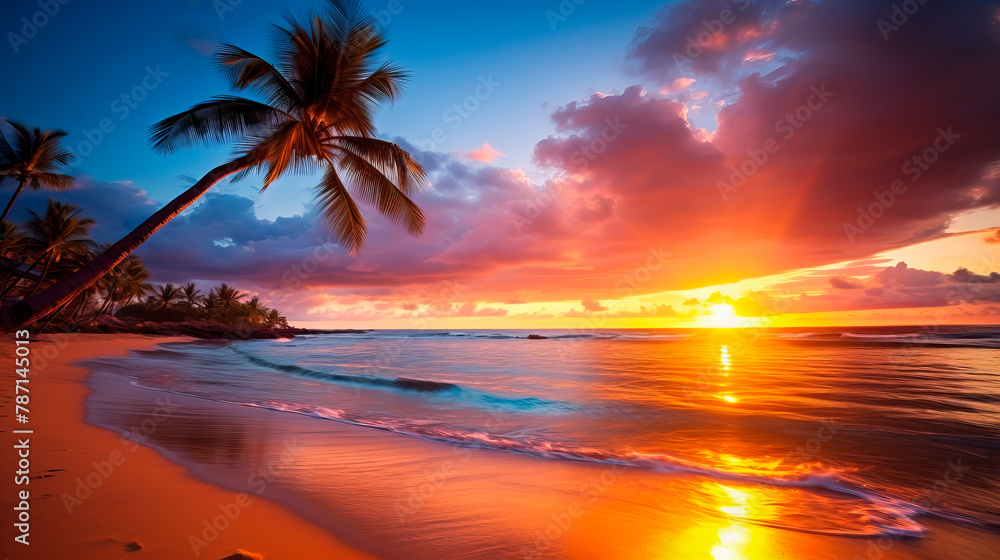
[0,333,373,559]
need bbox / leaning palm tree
[0,0,425,331]
[0,120,76,222]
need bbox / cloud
[985,229,1000,244]
[705,292,732,305]
[565,303,683,319]
[750,262,1000,315]
[658,77,696,94]
[581,297,608,312]
[462,142,506,162]
[454,302,508,317]
[950,267,1000,284]
[829,275,864,289]
[531,0,1000,293]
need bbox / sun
[707,303,739,328]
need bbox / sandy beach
[0,333,372,559]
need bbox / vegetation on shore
[0,200,291,336]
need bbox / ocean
[79,326,1000,559]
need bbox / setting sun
[707,303,739,328]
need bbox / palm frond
[215,43,301,110]
[149,96,288,154]
[27,172,74,191]
[333,136,425,194]
[334,144,424,236]
[314,166,366,254]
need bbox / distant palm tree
[116,258,152,309]
[20,200,95,296]
[0,120,76,222]
[153,283,182,307]
[212,283,245,312]
[0,0,425,331]
[95,254,151,316]
[179,282,204,308]
[264,308,288,329]
[246,295,264,315]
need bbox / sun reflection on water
[671,481,780,559]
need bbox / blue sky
[2,0,665,219]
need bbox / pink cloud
[462,142,507,162]
[658,77,696,94]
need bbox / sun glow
[707,303,739,328]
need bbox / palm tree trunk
[0,154,256,331]
[27,254,54,297]
[0,177,28,223]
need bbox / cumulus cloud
[742,262,1000,316]
[829,275,864,290]
[462,142,507,162]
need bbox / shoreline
[0,333,374,559]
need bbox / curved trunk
[0,177,28,223]
[0,154,256,332]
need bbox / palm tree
[264,308,288,329]
[212,283,245,312]
[95,255,151,316]
[153,283,183,307]
[0,0,425,331]
[244,296,266,323]
[179,282,204,308]
[20,200,95,297]
[116,258,152,309]
[0,221,28,297]
[0,120,76,222]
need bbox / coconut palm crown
[0,120,76,222]
[149,0,426,254]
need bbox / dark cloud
[829,275,864,289]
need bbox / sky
[2,0,1000,329]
